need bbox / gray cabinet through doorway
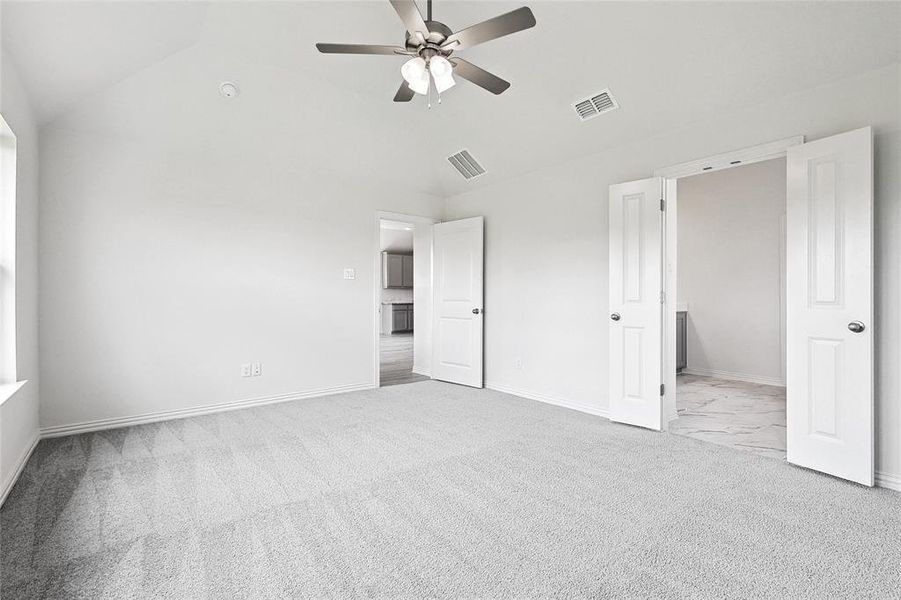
[388,303,413,333]
[383,253,413,289]
[676,311,687,373]
[401,255,413,287]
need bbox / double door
[608,127,874,486]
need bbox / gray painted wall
[677,158,787,384]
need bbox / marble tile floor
[670,374,787,460]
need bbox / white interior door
[609,178,664,430]
[432,217,484,387]
[786,126,874,486]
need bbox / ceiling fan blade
[441,7,536,51]
[450,58,511,95]
[393,81,415,102]
[315,43,406,55]
[388,0,429,36]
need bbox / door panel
[432,217,484,387]
[392,306,408,332]
[386,254,404,288]
[786,126,873,486]
[609,178,664,430]
[402,255,414,288]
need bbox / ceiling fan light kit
[401,56,430,94]
[316,0,536,104]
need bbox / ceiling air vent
[448,149,486,181]
[573,89,619,121]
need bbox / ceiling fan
[316,0,536,102]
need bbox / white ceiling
[381,220,414,252]
[0,1,209,119]
[2,1,899,197]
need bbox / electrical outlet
[513,358,523,370]
[241,363,252,377]
[343,268,355,280]
[252,362,262,377]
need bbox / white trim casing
[0,379,27,407]
[0,115,18,384]
[663,179,678,424]
[876,471,901,492]
[40,382,374,438]
[680,368,785,388]
[487,383,609,419]
[0,431,38,506]
[654,135,804,179]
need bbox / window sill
[0,380,28,407]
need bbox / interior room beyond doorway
[669,158,788,460]
[379,219,428,387]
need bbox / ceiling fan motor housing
[315,3,537,100]
[406,20,454,55]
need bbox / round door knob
[848,321,865,333]
[610,313,621,321]
[472,308,481,315]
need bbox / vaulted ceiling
[2,1,899,197]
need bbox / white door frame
[373,211,437,388]
[652,135,804,423]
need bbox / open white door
[432,217,484,387]
[786,127,874,486]
[609,178,664,430]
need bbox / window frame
[0,113,18,385]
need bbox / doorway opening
[630,128,875,485]
[667,159,788,460]
[378,218,429,387]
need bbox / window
[0,114,17,384]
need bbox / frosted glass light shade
[401,57,429,95]
[429,56,452,78]
[429,56,455,93]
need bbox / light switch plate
[343,268,355,280]
[252,362,262,376]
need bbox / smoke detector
[219,82,240,98]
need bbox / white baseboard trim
[1,430,40,507]
[487,383,609,419]
[876,471,901,492]
[682,368,785,387]
[40,382,375,438]
[411,365,431,377]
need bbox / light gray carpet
[2,381,899,599]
